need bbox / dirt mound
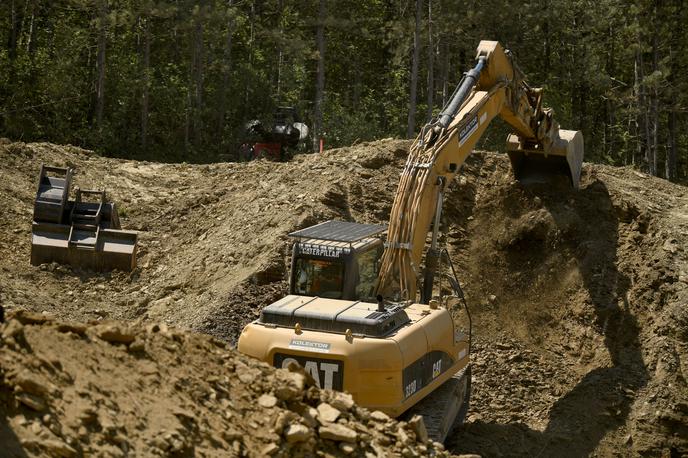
[441,154,688,456]
[1,139,687,457]
[0,140,406,342]
[0,310,448,457]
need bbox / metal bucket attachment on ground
[31,223,137,271]
[30,164,138,272]
[33,165,73,223]
[506,129,584,189]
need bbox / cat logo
[273,353,344,390]
[432,359,442,378]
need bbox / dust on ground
[0,138,687,457]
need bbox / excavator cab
[288,220,385,302]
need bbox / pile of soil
[1,138,686,456]
[442,153,688,457]
[0,139,407,342]
[0,310,448,457]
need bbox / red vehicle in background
[240,107,309,161]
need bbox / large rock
[14,371,56,396]
[370,410,390,422]
[319,423,358,443]
[408,415,429,443]
[316,403,341,423]
[2,319,24,340]
[16,392,47,412]
[329,392,355,412]
[258,394,278,408]
[94,325,136,344]
[274,371,306,401]
[40,439,77,458]
[284,424,311,443]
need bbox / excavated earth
[0,138,687,457]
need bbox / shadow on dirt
[450,177,649,457]
[0,398,29,457]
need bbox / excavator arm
[376,41,583,303]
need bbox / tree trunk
[5,0,20,91]
[243,0,256,118]
[650,13,659,177]
[141,14,151,151]
[313,0,326,152]
[25,0,35,54]
[8,0,19,62]
[353,58,362,109]
[95,0,107,128]
[633,51,642,167]
[191,3,205,149]
[407,0,421,138]
[426,0,434,122]
[217,0,234,136]
[637,49,651,173]
[276,0,284,100]
[605,22,616,160]
[667,110,677,181]
[543,0,550,77]
[665,0,682,181]
[441,38,449,107]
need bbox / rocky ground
[0,138,687,457]
[0,310,447,457]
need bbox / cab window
[293,258,344,299]
[356,245,383,301]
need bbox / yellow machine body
[238,295,469,417]
[237,40,583,442]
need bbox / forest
[1,0,686,181]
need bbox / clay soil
[1,138,687,457]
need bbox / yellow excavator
[238,41,583,442]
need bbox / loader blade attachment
[30,164,138,272]
[506,129,584,189]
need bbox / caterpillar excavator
[238,41,583,442]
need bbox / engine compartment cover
[259,295,410,337]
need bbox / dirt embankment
[0,139,407,342]
[1,138,687,457]
[442,156,688,457]
[0,310,447,457]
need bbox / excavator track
[403,365,471,443]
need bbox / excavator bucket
[506,129,584,189]
[33,165,73,223]
[30,165,138,271]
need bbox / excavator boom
[376,40,584,303]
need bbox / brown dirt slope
[442,154,688,457]
[0,310,447,457]
[0,139,407,342]
[1,139,687,457]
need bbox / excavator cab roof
[289,220,386,244]
[289,220,386,257]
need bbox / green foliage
[0,0,686,180]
